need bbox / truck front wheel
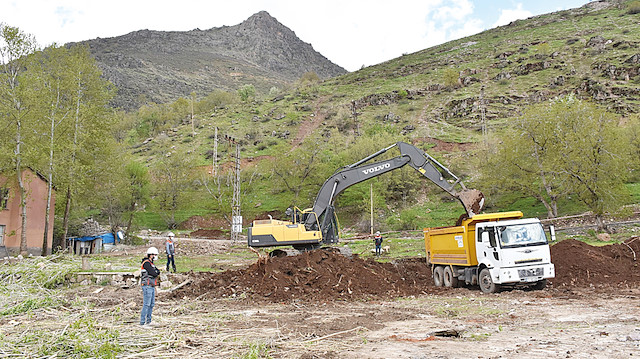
[531,279,547,290]
[443,266,459,288]
[479,268,500,293]
[433,266,444,287]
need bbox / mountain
[75,11,347,109]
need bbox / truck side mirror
[549,225,556,243]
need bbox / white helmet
[375,231,381,235]
[146,247,159,255]
[167,232,175,238]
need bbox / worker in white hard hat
[165,232,176,273]
[139,246,160,326]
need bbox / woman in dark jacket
[140,247,160,326]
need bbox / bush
[443,68,460,88]
[628,1,640,14]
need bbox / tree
[270,137,333,207]
[237,84,255,102]
[0,24,38,255]
[123,161,150,238]
[442,68,460,89]
[483,97,630,228]
[58,45,115,249]
[482,104,567,218]
[151,150,197,229]
[29,45,74,255]
[553,98,630,230]
[298,71,320,86]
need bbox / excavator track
[268,245,353,258]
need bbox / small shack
[68,232,116,255]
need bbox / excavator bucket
[456,189,485,217]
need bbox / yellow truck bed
[424,211,523,267]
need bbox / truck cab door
[477,227,501,269]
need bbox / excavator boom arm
[306,142,484,236]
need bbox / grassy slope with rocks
[131,0,640,232]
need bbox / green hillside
[124,1,640,233]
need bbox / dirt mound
[189,229,225,239]
[550,238,640,287]
[170,238,640,302]
[171,249,442,302]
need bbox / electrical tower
[225,135,242,241]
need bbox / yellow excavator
[247,142,484,253]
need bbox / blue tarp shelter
[73,232,116,244]
[68,232,118,255]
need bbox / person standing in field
[166,232,176,273]
[140,247,160,326]
[374,231,383,257]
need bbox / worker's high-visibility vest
[140,259,158,286]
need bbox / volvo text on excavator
[247,142,484,251]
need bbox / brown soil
[171,238,640,302]
[550,237,640,288]
[171,250,443,302]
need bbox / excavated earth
[171,238,640,302]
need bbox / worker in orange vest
[140,247,160,326]
[166,232,176,273]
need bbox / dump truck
[424,211,555,293]
[248,141,484,254]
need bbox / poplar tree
[59,45,114,248]
[0,24,38,255]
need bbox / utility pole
[480,85,487,145]
[370,182,374,235]
[190,92,196,137]
[225,135,242,241]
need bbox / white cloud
[421,0,484,51]
[493,3,533,28]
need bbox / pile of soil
[189,229,225,239]
[170,238,640,302]
[550,238,640,287]
[171,249,442,302]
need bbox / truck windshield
[498,223,547,248]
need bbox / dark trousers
[166,255,176,272]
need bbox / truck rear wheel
[479,268,500,293]
[433,266,444,287]
[443,266,459,288]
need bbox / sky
[2,0,591,72]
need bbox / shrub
[628,1,640,14]
[443,68,460,89]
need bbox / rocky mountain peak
[76,11,346,110]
